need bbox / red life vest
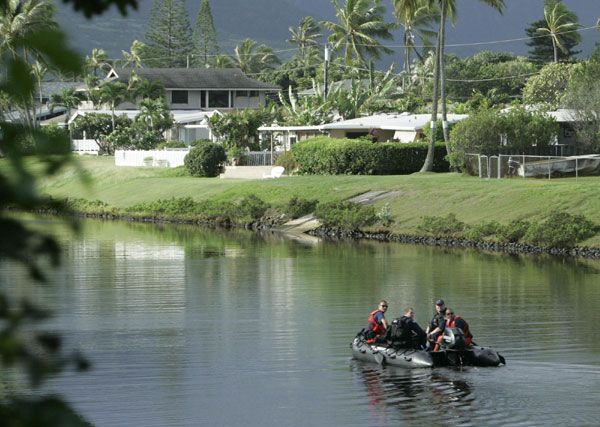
[446,316,473,346]
[368,309,386,336]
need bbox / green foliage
[184,142,227,177]
[275,151,296,174]
[106,121,164,150]
[124,195,270,223]
[194,0,219,67]
[464,220,502,240]
[283,196,317,219]
[498,219,531,243]
[376,202,394,226]
[207,108,274,150]
[292,137,449,175]
[418,213,466,235]
[0,11,93,424]
[523,212,598,247]
[237,194,269,220]
[314,200,377,230]
[190,139,212,146]
[422,120,455,142]
[159,140,186,149]
[227,145,248,165]
[522,62,574,109]
[71,114,132,154]
[143,0,194,67]
[448,107,559,172]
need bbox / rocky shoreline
[34,210,600,260]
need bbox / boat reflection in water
[351,360,474,425]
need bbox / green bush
[418,213,466,235]
[275,151,295,174]
[184,142,227,177]
[159,140,186,149]
[463,220,501,240]
[523,212,598,247]
[237,194,268,220]
[292,137,449,175]
[283,196,317,219]
[314,200,377,229]
[498,218,530,243]
[190,139,212,146]
[376,202,394,226]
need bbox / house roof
[321,113,469,131]
[39,82,86,98]
[106,68,281,91]
[68,109,218,125]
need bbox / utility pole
[324,43,330,98]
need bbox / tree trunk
[420,7,442,172]
[439,0,451,153]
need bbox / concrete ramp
[277,190,403,237]
[220,166,280,179]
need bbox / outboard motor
[441,327,466,350]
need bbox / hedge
[292,137,449,175]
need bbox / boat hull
[351,337,434,368]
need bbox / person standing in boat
[431,308,473,351]
[365,300,389,344]
[426,299,447,345]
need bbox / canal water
[2,218,600,426]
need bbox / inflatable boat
[351,335,434,368]
[351,327,505,368]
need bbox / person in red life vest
[365,300,389,344]
[431,308,473,351]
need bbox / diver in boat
[388,307,427,349]
[432,308,473,351]
[425,299,447,346]
[365,300,389,344]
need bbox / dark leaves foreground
[0,1,138,425]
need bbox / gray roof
[108,68,280,91]
[40,82,86,98]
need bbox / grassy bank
[5,155,600,246]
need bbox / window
[172,90,188,104]
[249,91,259,97]
[208,90,229,108]
[236,90,248,98]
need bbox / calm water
[2,218,600,426]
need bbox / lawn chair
[262,166,285,179]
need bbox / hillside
[53,0,600,63]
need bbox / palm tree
[392,0,438,74]
[98,82,129,131]
[49,88,85,125]
[214,54,235,68]
[86,48,111,76]
[537,2,582,63]
[30,60,47,124]
[420,0,504,172]
[115,40,146,68]
[321,0,394,66]
[136,98,173,132]
[130,76,166,102]
[0,0,57,57]
[287,16,322,60]
[233,38,280,75]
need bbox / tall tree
[49,88,85,125]
[525,0,581,65]
[98,81,128,130]
[116,40,146,68]
[321,0,394,66]
[144,0,194,68]
[0,0,57,57]
[86,47,111,76]
[233,38,280,76]
[194,0,218,67]
[392,0,438,74]
[287,16,322,60]
[420,0,504,172]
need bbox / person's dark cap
[435,299,445,306]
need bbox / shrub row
[292,137,449,175]
[418,212,599,247]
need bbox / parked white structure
[114,148,191,168]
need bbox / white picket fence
[72,139,100,154]
[114,148,191,167]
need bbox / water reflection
[351,360,475,425]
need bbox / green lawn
[5,155,600,246]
